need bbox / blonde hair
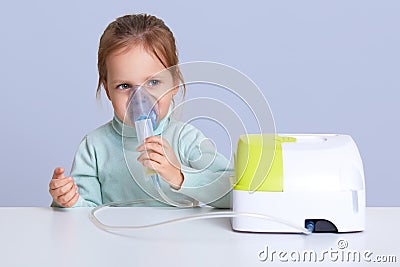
[96,14,185,98]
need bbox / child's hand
[137,136,184,189]
[49,167,80,208]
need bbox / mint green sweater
[53,110,233,208]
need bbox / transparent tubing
[89,201,312,234]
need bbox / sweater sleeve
[56,136,102,207]
[174,125,233,208]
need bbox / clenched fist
[49,167,79,208]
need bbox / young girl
[49,14,232,208]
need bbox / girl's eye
[117,83,131,90]
[146,79,160,87]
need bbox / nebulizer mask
[128,86,158,144]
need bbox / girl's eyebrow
[144,73,164,81]
[110,73,167,86]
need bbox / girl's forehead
[106,44,167,80]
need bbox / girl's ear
[171,72,180,96]
[171,66,183,96]
[171,85,179,96]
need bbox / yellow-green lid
[234,134,296,192]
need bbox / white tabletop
[0,207,399,267]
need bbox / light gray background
[0,1,398,206]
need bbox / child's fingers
[57,184,78,206]
[143,136,161,144]
[137,152,148,163]
[52,180,74,198]
[147,151,164,164]
[137,142,163,155]
[144,136,170,148]
[52,167,65,180]
[142,158,162,171]
[63,192,80,208]
[137,147,163,161]
[49,176,73,190]
[137,150,164,164]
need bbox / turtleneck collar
[111,105,173,138]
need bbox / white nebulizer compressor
[232,134,366,233]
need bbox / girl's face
[104,44,178,125]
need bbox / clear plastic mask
[125,67,178,143]
[127,86,159,145]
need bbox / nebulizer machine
[90,85,366,234]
